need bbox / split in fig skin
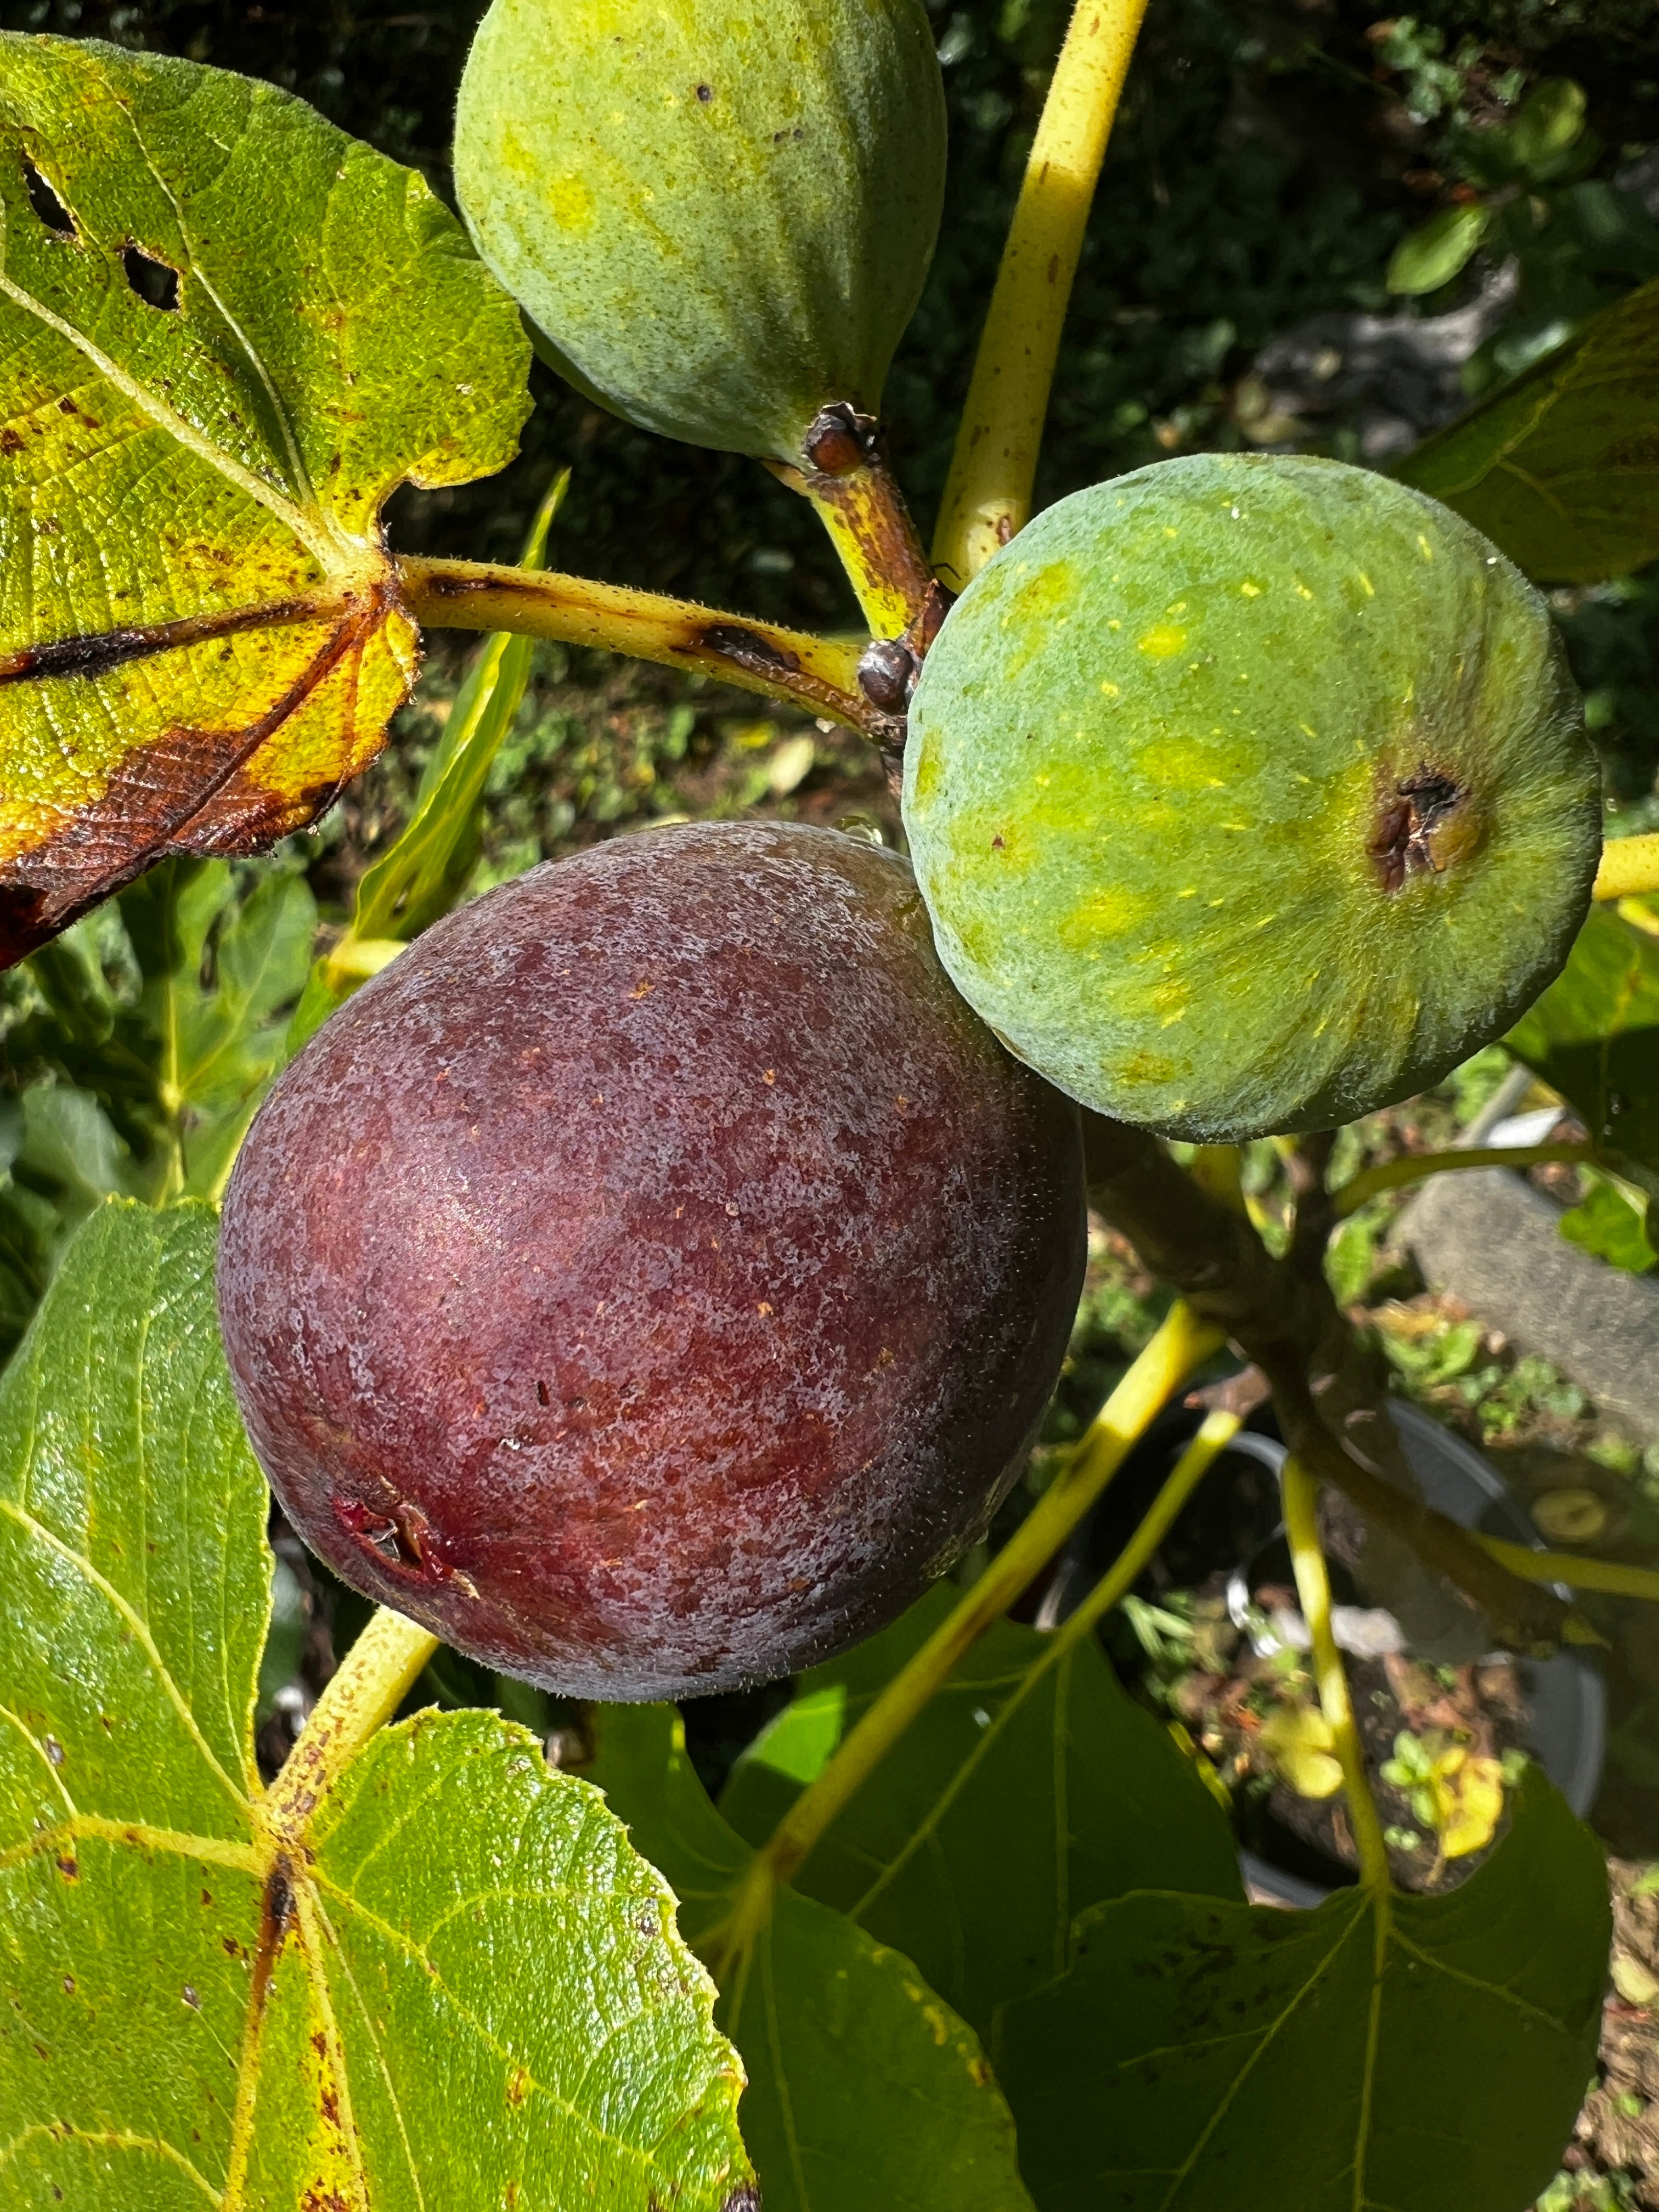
[217,823,1086,1700]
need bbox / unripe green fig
[902,453,1602,1142]
[453,0,946,466]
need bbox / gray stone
[1400,1163,1659,1443]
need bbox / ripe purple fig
[218,823,1085,1698]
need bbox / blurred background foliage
[2,0,1658,1356]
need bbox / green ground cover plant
[4,1,1659,2207]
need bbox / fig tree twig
[1333,1142,1594,1217]
[932,0,1152,589]
[258,1606,438,1844]
[1594,832,1659,902]
[1283,1455,1392,1894]
[768,404,943,649]
[1082,1113,1570,1651]
[396,555,883,737]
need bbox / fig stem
[932,0,1152,589]
[257,1606,438,1844]
[1594,831,1659,902]
[1082,1114,1572,1652]
[1283,1455,1392,1896]
[1333,1141,1595,1217]
[752,1300,1223,1894]
[395,555,881,736]
[770,448,938,644]
[1046,1406,1243,1649]
[1475,1537,1659,1610]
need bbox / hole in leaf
[22,158,74,238]
[121,245,181,312]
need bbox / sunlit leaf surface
[1396,276,1659,584]
[0,35,529,966]
[0,1203,753,2209]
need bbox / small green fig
[902,453,1602,1142]
[453,0,946,467]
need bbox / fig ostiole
[902,452,1602,1143]
[217,823,1085,1700]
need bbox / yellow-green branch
[1595,832,1659,904]
[397,555,878,735]
[1283,1456,1391,1893]
[1477,1535,1659,1606]
[1334,1141,1594,1217]
[932,0,1152,589]
[1054,1408,1243,1644]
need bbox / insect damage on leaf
[0,33,531,968]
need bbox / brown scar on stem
[0,589,388,969]
[1368,763,1478,894]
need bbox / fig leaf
[0,1200,753,2210]
[1508,902,1659,1180]
[719,1583,1243,2037]
[0,35,530,969]
[1396,275,1659,583]
[589,1702,1034,2212]
[995,1768,1610,2212]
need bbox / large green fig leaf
[589,1702,1035,2212]
[0,34,530,969]
[995,1769,1610,2212]
[0,1200,753,2210]
[720,1585,1242,2035]
[1507,902,1659,1178]
[1395,276,1659,583]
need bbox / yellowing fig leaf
[0,1201,753,2210]
[0,35,531,967]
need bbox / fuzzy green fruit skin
[903,454,1602,1142]
[453,0,945,465]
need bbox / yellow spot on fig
[1137,622,1188,659]
[1056,885,1150,947]
[546,176,597,234]
[1418,534,1435,559]
[1100,680,1121,697]
[1239,580,1261,597]
[911,731,944,803]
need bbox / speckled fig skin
[452,0,946,464]
[904,452,1602,1142]
[217,822,1085,1699]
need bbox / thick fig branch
[1081,1113,1569,1651]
